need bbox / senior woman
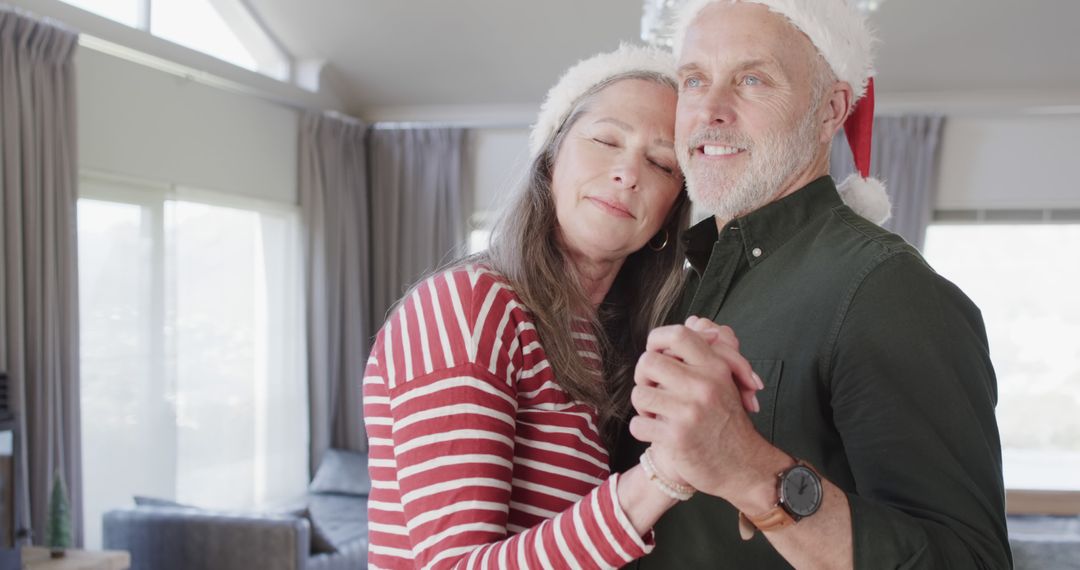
[363,45,759,569]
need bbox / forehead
[584,78,677,115]
[680,2,816,71]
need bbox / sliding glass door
[77,175,308,548]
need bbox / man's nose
[699,83,737,126]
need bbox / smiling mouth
[586,197,635,219]
[697,144,747,157]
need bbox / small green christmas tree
[46,470,71,558]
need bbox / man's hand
[652,316,762,414]
[629,317,784,501]
[683,316,762,414]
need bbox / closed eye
[649,159,676,176]
[592,138,616,147]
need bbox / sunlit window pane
[468,229,490,255]
[167,200,307,508]
[78,198,162,551]
[150,0,257,71]
[61,0,141,27]
[79,188,307,549]
[923,224,1080,491]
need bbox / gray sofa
[103,449,370,570]
[1009,515,1080,570]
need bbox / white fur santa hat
[673,0,891,224]
[529,43,677,156]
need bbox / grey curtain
[299,113,371,472]
[367,127,466,335]
[831,115,945,250]
[0,7,83,547]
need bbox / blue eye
[742,75,762,86]
[684,76,702,89]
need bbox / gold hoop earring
[649,228,670,252]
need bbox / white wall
[462,114,1080,225]
[77,48,299,204]
[465,128,531,223]
[936,115,1080,210]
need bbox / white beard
[681,109,819,223]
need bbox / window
[78,176,308,549]
[151,0,257,72]
[468,229,491,255]
[60,0,290,81]
[923,221,1080,494]
[467,212,493,255]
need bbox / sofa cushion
[291,507,338,554]
[308,494,369,551]
[309,449,370,497]
[1009,515,1080,570]
[133,495,338,555]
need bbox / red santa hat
[673,0,891,224]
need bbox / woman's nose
[611,153,642,189]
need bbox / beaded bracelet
[640,447,695,501]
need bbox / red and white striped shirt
[363,264,653,569]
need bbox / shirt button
[752,247,763,258]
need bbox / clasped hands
[630,316,766,500]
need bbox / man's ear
[820,80,854,144]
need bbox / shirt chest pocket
[747,359,783,443]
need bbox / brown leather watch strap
[737,456,815,540]
[738,507,796,540]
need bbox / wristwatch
[738,459,823,540]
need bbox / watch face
[779,465,822,518]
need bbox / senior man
[618,1,1012,568]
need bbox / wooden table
[21,547,130,570]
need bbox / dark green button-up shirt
[615,176,1012,569]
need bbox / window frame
[1007,490,1080,516]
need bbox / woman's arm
[371,267,679,570]
[617,462,680,535]
[384,361,674,570]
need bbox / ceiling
[244,0,1080,119]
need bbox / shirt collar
[681,176,843,272]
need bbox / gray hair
[483,71,690,442]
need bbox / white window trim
[80,169,299,213]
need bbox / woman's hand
[669,316,764,414]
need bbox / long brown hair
[482,72,691,443]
